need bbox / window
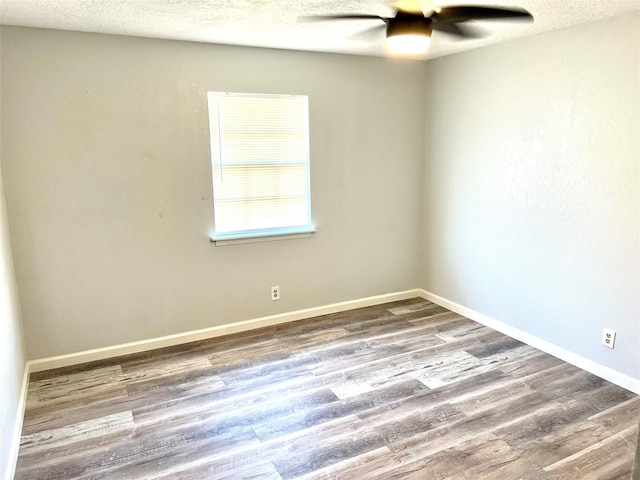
[207,92,314,244]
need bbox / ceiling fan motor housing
[386,13,433,39]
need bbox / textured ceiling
[1,0,639,59]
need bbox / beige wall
[0,27,427,359]
[0,165,25,480]
[421,13,640,380]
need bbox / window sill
[210,228,316,246]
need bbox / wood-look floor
[15,298,640,480]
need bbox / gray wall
[2,13,638,387]
[0,27,427,359]
[0,166,25,480]
[421,13,640,380]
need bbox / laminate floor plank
[15,298,640,479]
[154,456,284,480]
[292,446,399,480]
[251,379,429,442]
[506,418,614,473]
[386,299,441,314]
[21,386,131,435]
[25,365,125,408]
[381,433,521,480]
[264,403,465,480]
[489,382,635,452]
[498,350,566,378]
[590,396,640,434]
[542,424,638,479]
[304,327,504,381]
[385,390,557,467]
[19,411,135,456]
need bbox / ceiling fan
[305,2,533,55]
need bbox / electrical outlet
[271,286,280,301]
[601,328,616,349]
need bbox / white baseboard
[4,361,29,480]
[418,289,640,395]
[28,289,423,373]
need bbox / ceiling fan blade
[434,6,532,23]
[432,21,483,39]
[302,14,388,22]
[349,24,387,41]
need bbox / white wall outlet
[601,328,616,349]
[271,286,280,301]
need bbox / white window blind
[207,92,313,241]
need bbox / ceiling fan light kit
[386,16,433,55]
[387,33,432,54]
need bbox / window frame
[207,91,315,246]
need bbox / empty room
[1,0,639,479]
